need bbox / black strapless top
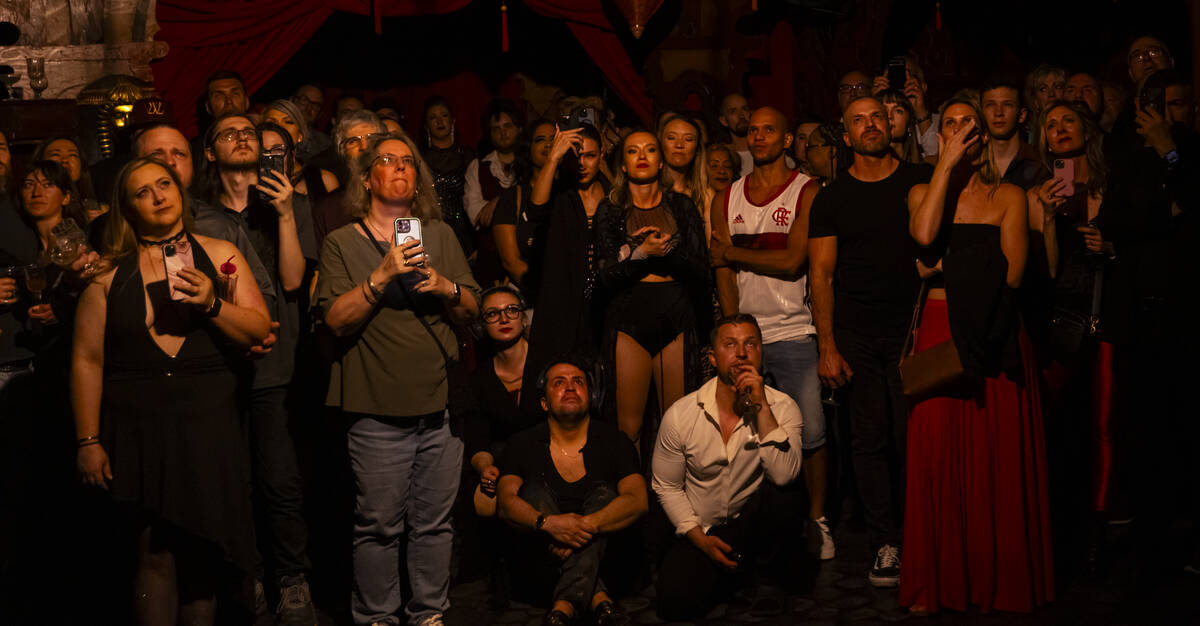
[942,223,1021,382]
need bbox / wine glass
[26,58,47,100]
[22,265,46,305]
[49,218,96,273]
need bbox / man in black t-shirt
[808,96,929,589]
[497,357,646,626]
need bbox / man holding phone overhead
[203,112,320,623]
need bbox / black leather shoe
[592,601,630,626]
[543,609,573,626]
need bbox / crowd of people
[0,31,1197,626]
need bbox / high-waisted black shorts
[608,281,693,356]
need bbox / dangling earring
[450,123,455,145]
[426,128,432,147]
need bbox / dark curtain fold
[154,0,652,137]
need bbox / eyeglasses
[342,133,388,150]
[292,94,323,109]
[373,154,416,169]
[215,128,257,144]
[1128,46,1167,64]
[838,83,869,96]
[482,305,524,323]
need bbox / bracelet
[361,281,378,304]
[366,275,383,298]
[78,440,100,449]
[77,435,99,445]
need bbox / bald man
[709,107,834,560]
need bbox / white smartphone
[394,217,427,266]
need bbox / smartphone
[561,107,596,131]
[257,153,286,203]
[163,239,196,301]
[1139,83,1165,115]
[963,124,981,144]
[394,217,426,266]
[887,56,907,89]
[1052,158,1075,198]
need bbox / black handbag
[1049,269,1103,357]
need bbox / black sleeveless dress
[100,233,254,607]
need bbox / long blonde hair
[345,131,442,222]
[656,114,709,215]
[104,157,194,261]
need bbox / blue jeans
[763,336,825,450]
[347,411,463,626]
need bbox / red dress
[899,229,1055,613]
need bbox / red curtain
[154,0,653,137]
[155,1,471,136]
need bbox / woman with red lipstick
[465,284,537,606]
[1029,100,1124,572]
[468,284,537,513]
[598,131,712,454]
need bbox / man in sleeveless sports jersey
[710,107,834,560]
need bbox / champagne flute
[26,58,47,100]
[22,265,46,305]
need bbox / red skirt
[898,298,1055,613]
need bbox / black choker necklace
[138,231,186,247]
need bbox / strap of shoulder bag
[902,281,930,359]
[355,220,455,365]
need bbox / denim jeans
[763,336,825,450]
[518,480,616,611]
[347,411,463,626]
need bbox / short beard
[219,159,256,173]
[851,137,891,158]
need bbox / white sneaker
[868,544,901,588]
[811,517,836,560]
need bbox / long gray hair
[346,131,442,222]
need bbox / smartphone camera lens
[1054,159,1064,168]
[164,244,176,257]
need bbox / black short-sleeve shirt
[498,419,640,514]
[808,160,930,337]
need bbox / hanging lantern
[614,0,665,39]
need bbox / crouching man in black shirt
[497,356,647,626]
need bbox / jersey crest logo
[732,214,745,224]
[772,206,790,227]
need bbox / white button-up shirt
[651,377,804,536]
[462,151,515,226]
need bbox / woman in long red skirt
[901,97,1054,614]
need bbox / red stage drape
[154,0,653,138]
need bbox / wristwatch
[535,513,547,530]
[449,282,462,304]
[205,297,223,318]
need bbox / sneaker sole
[868,574,900,588]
